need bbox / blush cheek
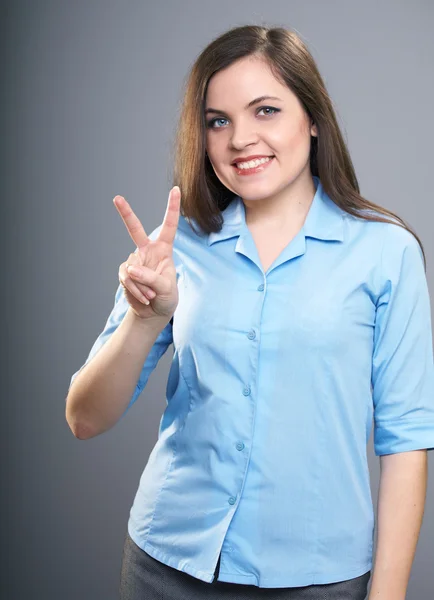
[285,128,312,165]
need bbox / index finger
[113,195,149,249]
[158,186,181,246]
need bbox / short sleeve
[372,225,434,456]
[67,223,180,420]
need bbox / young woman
[66,25,434,600]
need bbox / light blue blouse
[69,176,434,587]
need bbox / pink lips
[232,156,275,176]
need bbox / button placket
[230,280,264,518]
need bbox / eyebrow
[204,95,283,116]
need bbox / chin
[234,180,280,197]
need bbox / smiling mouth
[232,156,275,175]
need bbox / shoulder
[342,214,424,298]
[379,222,424,267]
[374,222,425,296]
[344,212,422,261]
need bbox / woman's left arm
[368,449,428,600]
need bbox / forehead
[205,57,294,106]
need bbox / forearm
[369,449,428,599]
[65,308,169,438]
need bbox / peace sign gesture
[114,186,181,320]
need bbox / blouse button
[247,329,256,340]
[257,283,265,291]
[228,496,236,505]
[243,385,251,396]
[236,442,245,451]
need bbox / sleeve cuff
[374,418,434,456]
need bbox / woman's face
[204,56,317,202]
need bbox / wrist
[126,306,171,331]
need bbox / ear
[310,122,318,137]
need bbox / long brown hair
[170,25,426,269]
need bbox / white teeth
[236,156,273,169]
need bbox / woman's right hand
[113,186,181,321]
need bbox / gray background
[2,1,433,598]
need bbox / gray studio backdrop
[2,1,433,598]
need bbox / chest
[174,241,377,389]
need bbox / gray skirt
[119,531,371,599]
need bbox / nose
[229,120,259,150]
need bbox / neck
[243,171,317,231]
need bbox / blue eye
[258,106,279,117]
[208,117,229,129]
[206,106,280,129]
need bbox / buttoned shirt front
[68,176,434,587]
